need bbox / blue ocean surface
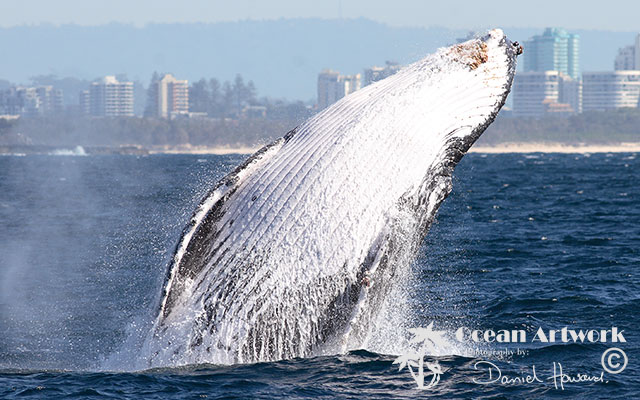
[0,152,638,399]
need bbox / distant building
[35,86,64,115]
[637,34,640,71]
[88,76,134,117]
[0,86,63,117]
[614,34,640,70]
[512,71,582,117]
[79,90,90,115]
[242,105,267,119]
[524,28,580,80]
[582,71,640,111]
[317,70,361,109]
[151,74,189,119]
[363,61,402,86]
[615,45,636,71]
[560,76,583,114]
[3,87,39,117]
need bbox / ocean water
[0,152,637,399]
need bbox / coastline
[2,142,640,156]
[150,142,640,155]
[469,142,640,154]
[148,144,262,155]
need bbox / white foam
[50,146,87,156]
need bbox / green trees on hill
[1,108,639,150]
[0,115,293,148]
[480,108,640,144]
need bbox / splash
[50,146,88,156]
[138,29,520,367]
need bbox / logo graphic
[601,348,627,374]
[393,323,629,391]
[393,322,447,389]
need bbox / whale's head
[319,28,522,176]
[414,28,520,155]
[450,29,521,72]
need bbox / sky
[1,0,639,31]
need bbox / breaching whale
[142,29,521,366]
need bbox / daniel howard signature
[473,360,605,390]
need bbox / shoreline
[470,142,640,154]
[153,143,640,155]
[2,142,640,156]
[148,145,262,155]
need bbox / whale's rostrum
[141,29,521,366]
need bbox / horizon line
[0,17,638,33]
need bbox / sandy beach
[470,142,640,153]
[146,142,640,155]
[148,144,262,155]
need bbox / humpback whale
[142,29,521,366]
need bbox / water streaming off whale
[140,29,520,366]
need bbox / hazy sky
[1,0,639,31]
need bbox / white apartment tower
[614,34,640,70]
[155,74,189,118]
[512,71,582,117]
[637,34,640,71]
[88,76,134,117]
[523,28,580,80]
[615,45,636,71]
[582,71,640,111]
[317,70,361,110]
[0,86,63,117]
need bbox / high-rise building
[88,76,134,117]
[79,90,90,115]
[582,71,640,111]
[560,76,582,114]
[0,87,38,116]
[35,86,64,115]
[151,74,189,119]
[524,28,580,80]
[0,86,63,117]
[364,61,402,86]
[512,71,582,117]
[614,34,640,70]
[317,70,361,110]
[615,46,636,71]
[637,34,640,72]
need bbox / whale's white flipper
[142,29,521,366]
